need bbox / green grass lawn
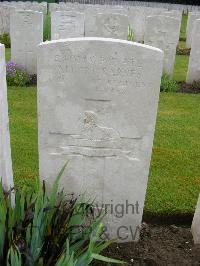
[145,93,200,216]
[8,87,38,191]
[180,14,187,41]
[173,55,189,82]
[180,15,188,41]
[6,48,10,61]
[8,88,200,216]
[44,14,51,41]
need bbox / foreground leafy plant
[160,74,178,93]
[0,164,124,265]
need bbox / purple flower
[6,61,17,77]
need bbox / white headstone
[31,2,47,14]
[0,5,15,34]
[128,7,167,42]
[163,10,182,37]
[49,3,75,13]
[186,19,200,83]
[49,3,60,13]
[10,10,43,74]
[2,1,47,13]
[128,7,147,42]
[144,15,180,76]
[191,194,200,244]
[85,13,129,40]
[37,37,163,242]
[51,11,84,40]
[163,10,182,21]
[186,12,200,48]
[0,43,14,192]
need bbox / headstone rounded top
[146,14,180,22]
[38,37,164,54]
[14,9,42,14]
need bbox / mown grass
[44,14,51,41]
[173,55,189,82]
[8,87,38,191]
[5,48,10,61]
[180,14,187,41]
[145,93,200,216]
[7,88,200,216]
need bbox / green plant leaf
[91,253,126,264]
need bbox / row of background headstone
[1,0,200,14]
[0,1,47,13]
[47,2,200,51]
[59,0,200,13]
[0,1,47,34]
[0,2,199,82]
[8,7,181,76]
[50,8,181,76]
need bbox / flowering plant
[6,61,30,87]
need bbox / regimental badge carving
[50,111,139,161]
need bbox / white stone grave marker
[187,19,200,83]
[37,37,163,242]
[51,11,84,40]
[186,12,200,48]
[0,43,14,192]
[144,15,180,76]
[85,13,129,40]
[10,10,43,74]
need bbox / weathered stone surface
[0,43,14,192]
[0,5,15,34]
[10,10,43,74]
[51,11,84,40]
[186,19,200,83]
[163,10,182,21]
[49,3,72,13]
[127,7,147,42]
[144,15,180,76]
[37,37,163,242]
[85,13,129,39]
[163,10,182,36]
[1,1,47,14]
[128,7,167,42]
[191,194,200,244]
[186,12,200,48]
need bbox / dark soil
[176,47,190,56]
[30,74,37,86]
[177,82,200,94]
[94,223,200,265]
